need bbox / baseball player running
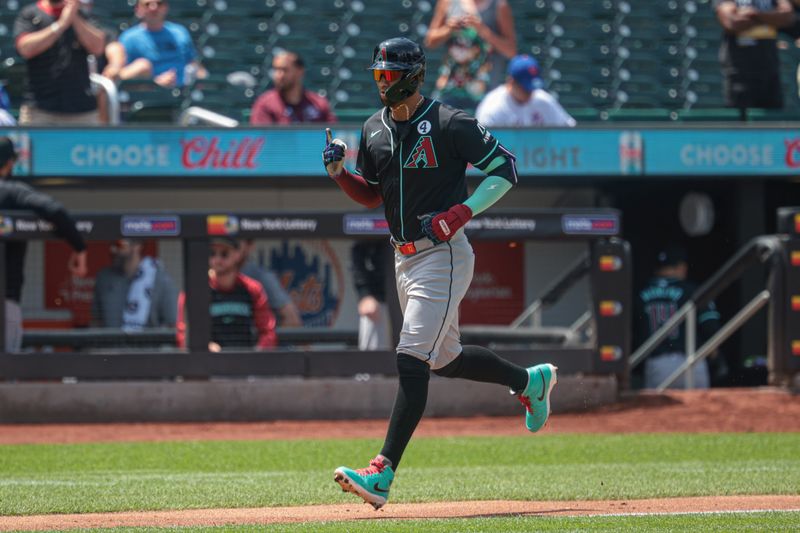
[323,37,557,510]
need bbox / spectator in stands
[177,237,277,351]
[79,0,127,123]
[1,136,88,352]
[118,0,207,88]
[0,86,16,126]
[250,51,336,125]
[237,238,303,327]
[781,0,800,37]
[634,245,722,389]
[77,0,124,79]
[714,0,795,112]
[425,0,517,112]
[92,239,178,331]
[778,0,800,99]
[14,0,106,125]
[475,54,576,127]
[352,240,392,351]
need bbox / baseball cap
[508,54,543,92]
[656,244,688,267]
[0,136,17,166]
[210,236,238,248]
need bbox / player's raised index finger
[325,128,332,144]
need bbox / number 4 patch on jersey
[404,136,439,168]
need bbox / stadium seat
[567,107,602,122]
[603,108,675,122]
[0,56,25,110]
[746,108,800,121]
[118,80,184,123]
[168,0,208,20]
[675,108,743,122]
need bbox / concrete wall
[0,374,616,423]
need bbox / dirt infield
[1,496,799,531]
[1,388,798,445]
[0,388,798,530]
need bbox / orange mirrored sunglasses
[372,69,404,82]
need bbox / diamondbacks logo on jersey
[404,135,439,168]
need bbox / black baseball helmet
[368,37,425,105]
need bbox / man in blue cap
[476,54,575,127]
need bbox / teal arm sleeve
[463,175,513,216]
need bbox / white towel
[122,257,157,332]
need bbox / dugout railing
[460,251,594,348]
[629,207,800,390]
[0,208,631,381]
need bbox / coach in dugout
[14,0,106,125]
[0,137,88,352]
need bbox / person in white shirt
[475,54,576,127]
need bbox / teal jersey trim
[463,175,512,215]
[411,100,436,123]
[483,155,506,175]
[473,139,499,168]
[399,142,405,240]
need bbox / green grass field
[1,433,799,531]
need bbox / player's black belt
[390,236,436,256]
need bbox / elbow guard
[474,147,518,186]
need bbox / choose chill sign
[644,130,796,175]
[29,130,275,176]
[16,127,800,178]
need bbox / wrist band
[50,22,60,35]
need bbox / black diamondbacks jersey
[635,276,722,356]
[355,98,516,242]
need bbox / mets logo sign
[404,136,438,168]
[269,240,344,327]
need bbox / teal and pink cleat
[334,455,395,510]
[517,363,558,432]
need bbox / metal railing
[629,235,784,391]
[460,250,594,347]
[90,74,121,126]
[22,327,358,350]
[178,106,240,127]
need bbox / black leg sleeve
[433,345,528,393]
[379,353,430,469]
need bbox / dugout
[0,208,627,421]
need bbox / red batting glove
[431,204,473,242]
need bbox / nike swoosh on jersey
[370,130,382,138]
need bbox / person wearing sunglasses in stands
[118,0,207,88]
[14,0,106,125]
[176,237,277,352]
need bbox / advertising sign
[4,127,799,178]
[643,130,800,175]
